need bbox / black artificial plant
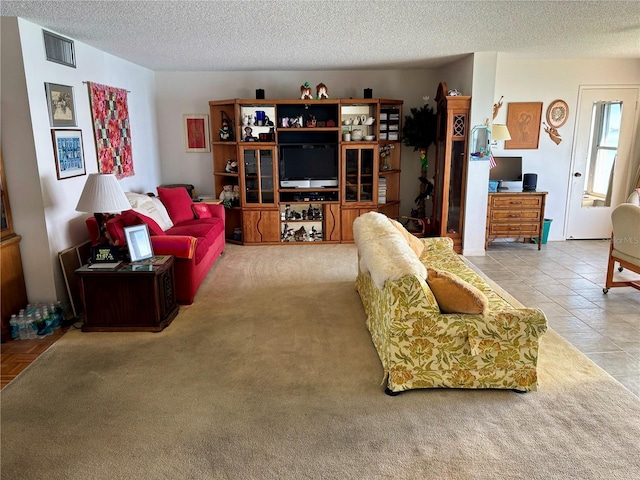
[402,103,437,219]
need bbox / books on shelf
[378,177,387,204]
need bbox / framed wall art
[88,82,134,178]
[45,82,77,127]
[505,102,543,150]
[51,129,86,180]
[546,99,569,129]
[183,114,211,153]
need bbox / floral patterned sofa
[353,212,548,395]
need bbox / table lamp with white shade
[491,124,511,146]
[76,173,130,245]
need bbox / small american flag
[489,154,497,169]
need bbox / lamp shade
[492,124,512,141]
[75,173,131,213]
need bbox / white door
[566,86,639,239]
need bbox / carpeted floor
[2,244,639,479]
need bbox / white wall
[465,53,498,256]
[1,18,160,305]
[493,56,640,242]
[154,70,442,212]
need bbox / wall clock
[546,99,569,128]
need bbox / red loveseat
[86,187,225,305]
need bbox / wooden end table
[76,256,179,332]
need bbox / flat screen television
[490,156,522,190]
[279,144,338,188]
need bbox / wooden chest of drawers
[486,192,547,250]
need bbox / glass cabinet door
[446,139,466,235]
[342,146,377,204]
[241,146,276,205]
[432,81,470,253]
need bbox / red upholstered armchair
[86,188,225,305]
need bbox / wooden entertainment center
[208,97,403,244]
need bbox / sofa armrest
[205,202,225,220]
[150,235,197,260]
[421,237,454,251]
[464,307,548,355]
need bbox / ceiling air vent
[43,30,76,68]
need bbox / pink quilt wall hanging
[88,82,134,178]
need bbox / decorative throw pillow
[388,218,425,258]
[157,186,195,224]
[124,191,152,209]
[148,196,174,230]
[192,203,213,219]
[426,268,489,315]
[120,210,165,236]
[124,192,174,231]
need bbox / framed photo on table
[183,114,211,153]
[45,82,77,127]
[51,129,86,180]
[124,224,154,262]
[505,102,543,150]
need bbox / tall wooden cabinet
[1,150,28,340]
[432,82,471,253]
[209,97,403,244]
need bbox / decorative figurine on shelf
[219,116,233,141]
[306,115,317,128]
[294,226,307,241]
[232,185,240,205]
[282,224,293,241]
[289,117,301,128]
[225,159,238,173]
[244,126,256,142]
[316,82,329,99]
[300,82,313,100]
[380,145,394,171]
[219,185,235,208]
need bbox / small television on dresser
[279,144,338,188]
[490,156,522,191]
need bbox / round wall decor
[546,99,569,128]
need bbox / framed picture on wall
[51,129,86,180]
[183,114,211,153]
[505,102,543,150]
[45,82,77,127]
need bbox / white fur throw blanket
[353,212,427,289]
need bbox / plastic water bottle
[9,314,19,340]
[44,309,53,336]
[18,314,29,340]
[35,312,47,337]
[27,315,38,340]
[51,302,63,329]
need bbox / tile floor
[466,239,640,398]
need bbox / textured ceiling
[2,0,640,71]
